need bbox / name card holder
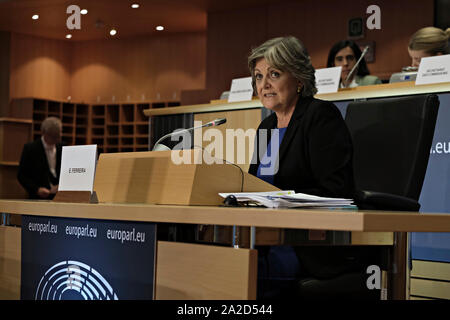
[53,145,98,204]
[53,190,98,203]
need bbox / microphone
[344,46,370,85]
[152,118,227,151]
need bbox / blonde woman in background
[408,27,450,67]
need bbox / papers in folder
[219,191,356,209]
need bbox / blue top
[256,127,287,185]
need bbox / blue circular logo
[35,260,119,300]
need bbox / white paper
[315,67,342,94]
[415,54,450,85]
[58,145,97,192]
[219,191,354,208]
[228,77,254,102]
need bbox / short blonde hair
[248,36,317,97]
[41,117,62,135]
[409,27,450,55]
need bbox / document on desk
[219,191,355,208]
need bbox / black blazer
[249,96,354,198]
[17,139,62,199]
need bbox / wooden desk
[1,200,449,300]
[0,200,448,232]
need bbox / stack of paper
[219,191,355,209]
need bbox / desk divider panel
[156,241,257,300]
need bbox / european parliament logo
[21,215,156,300]
[35,260,118,300]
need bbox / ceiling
[0,0,280,41]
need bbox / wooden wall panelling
[0,118,32,164]
[0,165,28,199]
[70,33,206,103]
[0,118,31,199]
[9,33,72,101]
[410,260,450,300]
[193,108,261,173]
[203,0,434,102]
[0,226,21,299]
[0,31,11,117]
[9,98,34,119]
[206,7,268,102]
[410,278,450,299]
[155,241,257,300]
[266,0,434,80]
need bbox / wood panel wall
[203,0,435,102]
[0,31,11,116]
[70,32,206,103]
[8,0,434,105]
[9,32,206,104]
[9,33,72,101]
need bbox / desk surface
[1,199,449,232]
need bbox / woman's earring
[297,86,301,94]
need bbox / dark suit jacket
[17,139,62,199]
[249,96,354,198]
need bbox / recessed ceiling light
[131,3,140,9]
[80,9,88,15]
[66,34,72,39]
[110,29,117,36]
[156,26,164,31]
[32,14,39,20]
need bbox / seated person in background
[408,27,450,67]
[327,40,381,88]
[18,117,63,200]
[248,36,371,299]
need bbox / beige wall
[9,33,72,101]
[8,0,435,105]
[9,32,206,103]
[70,32,206,103]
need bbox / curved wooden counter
[143,81,450,116]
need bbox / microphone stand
[343,46,369,88]
[152,125,203,151]
[152,119,226,151]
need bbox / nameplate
[58,145,97,192]
[416,54,450,85]
[228,76,253,103]
[314,66,342,94]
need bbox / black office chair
[296,94,440,300]
[347,94,439,211]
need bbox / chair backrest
[345,94,439,200]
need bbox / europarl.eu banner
[21,215,156,300]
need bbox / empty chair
[346,94,439,211]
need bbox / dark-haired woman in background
[327,40,381,88]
